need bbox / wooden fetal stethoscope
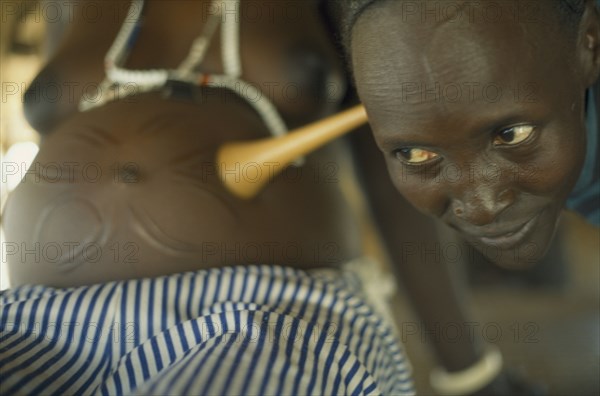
[217,105,368,199]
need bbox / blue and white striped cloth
[0,264,414,395]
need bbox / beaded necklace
[78,0,288,139]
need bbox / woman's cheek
[387,161,448,217]
[516,126,585,198]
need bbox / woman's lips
[477,213,541,250]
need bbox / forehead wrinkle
[416,2,491,90]
[425,4,553,85]
[353,34,450,121]
[420,29,450,115]
[425,20,497,83]
[359,74,450,127]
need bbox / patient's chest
[8,1,358,287]
[24,0,346,134]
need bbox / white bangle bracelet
[430,345,503,395]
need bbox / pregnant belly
[3,94,361,287]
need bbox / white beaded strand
[79,0,293,148]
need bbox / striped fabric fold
[0,265,414,395]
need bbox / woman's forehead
[351,0,571,119]
[352,1,560,75]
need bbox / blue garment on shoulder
[566,89,599,226]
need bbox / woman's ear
[577,0,600,87]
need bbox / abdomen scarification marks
[33,194,108,273]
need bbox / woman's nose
[451,186,516,226]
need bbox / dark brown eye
[395,147,439,164]
[494,125,535,146]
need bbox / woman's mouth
[477,213,541,250]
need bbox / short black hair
[327,0,587,58]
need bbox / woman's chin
[485,247,544,270]
[470,232,554,270]
[463,206,560,270]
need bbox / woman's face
[351,1,596,268]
